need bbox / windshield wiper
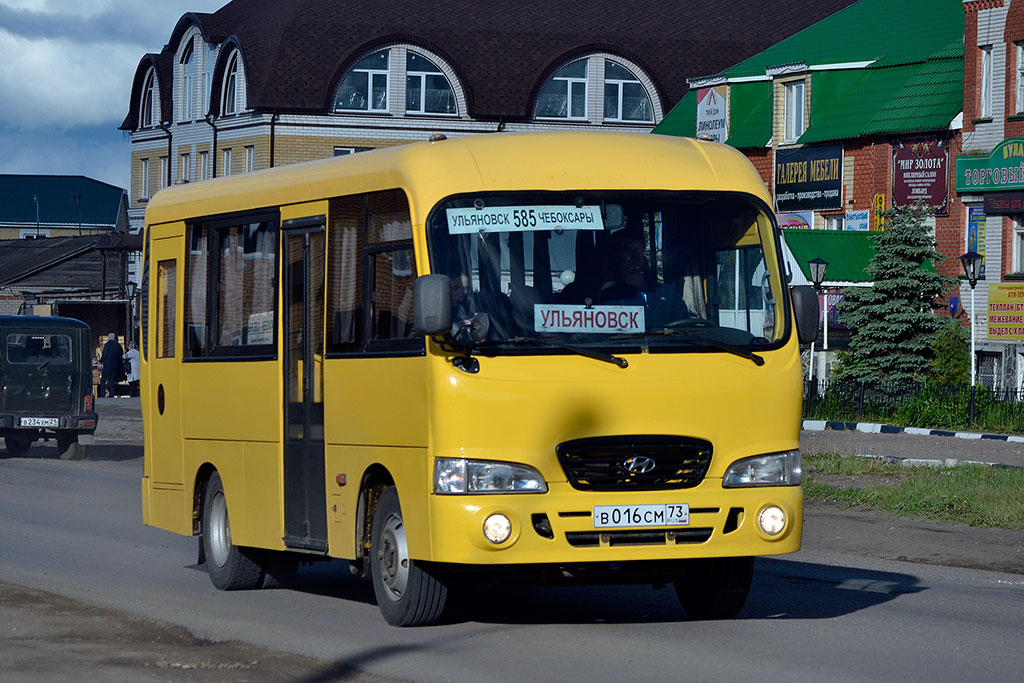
[480,336,628,369]
[612,328,765,366]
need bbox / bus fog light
[758,505,786,536]
[482,514,512,544]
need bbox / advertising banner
[845,209,870,231]
[955,137,1024,192]
[893,138,948,214]
[983,191,1024,214]
[776,211,813,229]
[873,193,886,230]
[986,284,1024,339]
[696,86,728,143]
[775,145,843,212]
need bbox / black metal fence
[803,379,1024,434]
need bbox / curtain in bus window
[370,248,416,339]
[157,260,176,358]
[216,221,275,347]
[185,224,208,356]
[327,196,365,350]
[367,189,411,243]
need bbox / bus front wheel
[674,556,754,620]
[370,486,448,626]
[202,471,263,591]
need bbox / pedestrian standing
[123,341,141,397]
[99,333,123,398]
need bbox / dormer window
[223,52,241,116]
[406,52,456,115]
[536,59,588,119]
[141,69,157,128]
[603,61,653,122]
[335,50,390,112]
[180,43,195,122]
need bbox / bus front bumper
[426,481,802,565]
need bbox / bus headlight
[433,458,547,494]
[722,451,802,487]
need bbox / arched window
[335,50,390,112]
[203,44,216,114]
[223,52,241,115]
[141,69,157,128]
[406,52,456,115]
[603,60,653,122]
[180,42,195,121]
[536,59,588,119]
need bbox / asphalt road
[1,400,1023,681]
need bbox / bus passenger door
[148,236,184,486]
[282,222,328,551]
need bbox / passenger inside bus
[598,226,691,327]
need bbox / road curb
[802,419,1024,443]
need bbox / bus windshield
[427,191,787,354]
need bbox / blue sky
[0,0,226,191]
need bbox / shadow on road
[6,443,143,462]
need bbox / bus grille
[555,435,713,491]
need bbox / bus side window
[157,259,177,358]
[327,196,365,351]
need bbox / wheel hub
[377,513,409,602]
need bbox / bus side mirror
[790,285,820,344]
[414,274,453,336]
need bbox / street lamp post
[808,257,829,383]
[959,251,983,387]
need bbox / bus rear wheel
[202,471,263,591]
[370,486,448,626]
[674,556,754,620]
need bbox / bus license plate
[20,417,58,428]
[593,504,689,528]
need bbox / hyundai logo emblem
[623,456,656,474]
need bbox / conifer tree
[837,203,957,384]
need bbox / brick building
[120,0,860,232]
[953,0,1024,391]
[655,0,966,380]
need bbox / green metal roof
[0,175,126,227]
[785,229,878,284]
[654,0,964,145]
[784,228,936,284]
[725,81,773,149]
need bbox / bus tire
[202,471,263,591]
[674,556,754,620]
[370,486,448,626]
[57,433,83,460]
[4,435,31,457]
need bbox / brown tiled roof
[123,0,859,129]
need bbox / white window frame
[335,50,390,113]
[223,148,233,176]
[141,69,157,128]
[20,228,50,239]
[223,52,242,116]
[160,156,169,188]
[203,44,216,115]
[784,80,806,142]
[536,59,588,121]
[981,45,993,119]
[199,151,209,180]
[825,214,844,231]
[181,153,191,182]
[140,158,150,200]
[245,145,254,173]
[603,61,654,123]
[180,42,195,122]
[405,52,457,115]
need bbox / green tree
[837,203,957,384]
[928,319,970,387]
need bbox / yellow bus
[140,131,819,626]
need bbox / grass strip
[803,453,1024,531]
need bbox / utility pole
[33,194,40,236]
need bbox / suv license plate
[20,417,58,428]
[593,504,689,529]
